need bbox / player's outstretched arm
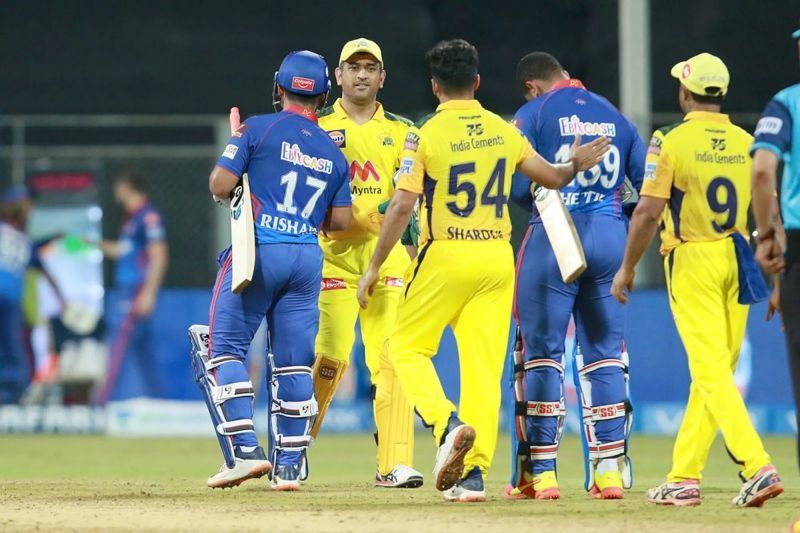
[357,189,417,309]
[518,134,610,189]
[610,195,666,304]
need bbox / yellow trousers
[665,239,771,482]
[387,240,514,477]
[316,235,412,474]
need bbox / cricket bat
[533,185,587,283]
[228,106,255,293]
[230,174,255,293]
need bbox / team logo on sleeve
[222,144,239,159]
[403,132,420,152]
[232,124,249,138]
[291,76,315,92]
[384,277,404,287]
[754,117,783,136]
[328,129,346,147]
[398,157,414,175]
[644,163,657,180]
[647,136,662,156]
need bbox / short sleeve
[640,130,673,199]
[512,108,537,151]
[395,128,427,194]
[143,211,166,243]
[625,120,647,192]
[331,156,352,207]
[751,97,792,158]
[215,120,254,177]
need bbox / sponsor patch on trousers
[321,278,347,291]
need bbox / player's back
[402,100,531,246]
[515,81,644,217]
[218,111,350,245]
[646,112,753,252]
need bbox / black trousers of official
[782,231,800,471]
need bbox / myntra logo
[350,160,380,182]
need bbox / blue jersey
[0,221,36,302]
[115,203,165,288]
[751,84,800,230]
[215,106,351,245]
[511,79,645,221]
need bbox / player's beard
[343,83,379,106]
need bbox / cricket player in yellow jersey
[311,38,423,488]
[611,53,784,507]
[357,39,609,502]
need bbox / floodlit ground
[0,434,797,532]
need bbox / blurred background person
[96,171,169,403]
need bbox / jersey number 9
[555,143,621,189]
[706,176,738,233]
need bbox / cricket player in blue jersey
[751,25,800,476]
[97,172,168,403]
[195,50,352,491]
[0,187,42,403]
[507,52,645,500]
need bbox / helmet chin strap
[272,72,283,112]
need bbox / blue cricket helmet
[273,50,331,110]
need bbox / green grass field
[0,433,797,532]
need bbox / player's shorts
[210,243,322,360]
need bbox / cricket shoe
[590,469,624,500]
[375,464,424,488]
[443,467,485,502]
[433,416,476,491]
[270,463,302,491]
[732,465,783,508]
[207,445,272,489]
[503,470,560,500]
[645,479,701,506]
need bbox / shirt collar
[685,110,731,124]
[333,98,386,123]
[435,99,482,112]
[283,105,318,123]
[550,78,586,92]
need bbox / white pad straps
[526,401,567,417]
[212,381,255,405]
[217,419,255,436]
[588,439,626,460]
[272,397,319,418]
[530,444,559,461]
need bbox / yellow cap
[670,53,729,96]
[339,38,383,66]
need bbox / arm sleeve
[510,112,539,204]
[639,130,673,199]
[143,211,166,243]
[625,121,647,192]
[331,156,352,207]
[751,97,792,158]
[395,128,427,194]
[214,120,254,177]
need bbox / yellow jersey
[641,111,753,254]
[396,99,536,247]
[317,98,412,240]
